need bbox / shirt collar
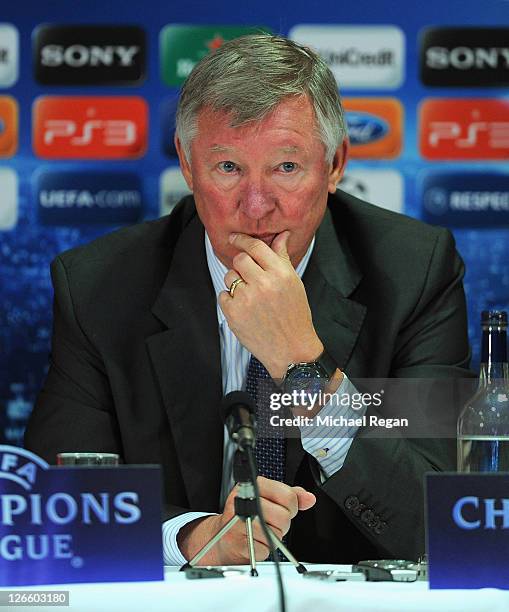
[205,232,315,326]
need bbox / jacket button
[344,496,359,511]
[352,503,366,517]
[374,521,388,535]
[361,508,376,527]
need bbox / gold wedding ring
[229,278,245,298]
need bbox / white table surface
[3,563,509,612]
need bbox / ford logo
[346,112,388,145]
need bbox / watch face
[284,363,328,397]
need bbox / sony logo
[40,45,140,68]
[426,46,509,70]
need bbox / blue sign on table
[0,446,164,586]
[426,473,509,590]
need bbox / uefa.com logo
[32,96,148,159]
[33,25,146,86]
[419,98,509,160]
[420,27,509,87]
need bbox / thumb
[271,230,290,259]
[292,486,316,511]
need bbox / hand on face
[218,230,324,379]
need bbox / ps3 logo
[42,119,137,146]
[420,98,509,160]
[427,117,509,149]
[346,112,388,145]
[33,96,147,159]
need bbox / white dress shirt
[162,232,365,565]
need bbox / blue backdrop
[1,0,508,447]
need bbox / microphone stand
[180,449,307,577]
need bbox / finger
[252,516,284,545]
[229,233,278,270]
[271,230,291,261]
[217,290,232,316]
[232,251,264,284]
[224,270,245,291]
[292,486,317,511]
[229,530,270,562]
[257,476,299,519]
[259,497,291,537]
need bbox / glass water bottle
[457,310,509,472]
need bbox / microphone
[221,391,256,450]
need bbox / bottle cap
[481,310,508,325]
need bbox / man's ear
[327,139,349,194]
[174,134,194,191]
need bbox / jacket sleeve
[317,228,475,560]
[24,255,122,463]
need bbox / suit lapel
[146,212,224,512]
[286,204,367,485]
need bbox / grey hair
[175,34,346,163]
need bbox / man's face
[175,95,347,268]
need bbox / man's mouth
[251,232,278,246]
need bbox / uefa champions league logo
[0,445,142,570]
[0,445,49,491]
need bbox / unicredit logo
[34,25,145,85]
[289,25,404,89]
[420,28,509,86]
[321,48,394,67]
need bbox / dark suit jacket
[24,191,472,563]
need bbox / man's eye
[279,162,297,173]
[218,161,238,173]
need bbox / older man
[25,34,471,565]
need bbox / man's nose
[239,181,276,220]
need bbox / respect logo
[32,96,148,159]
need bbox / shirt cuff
[162,511,216,566]
[299,373,367,479]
